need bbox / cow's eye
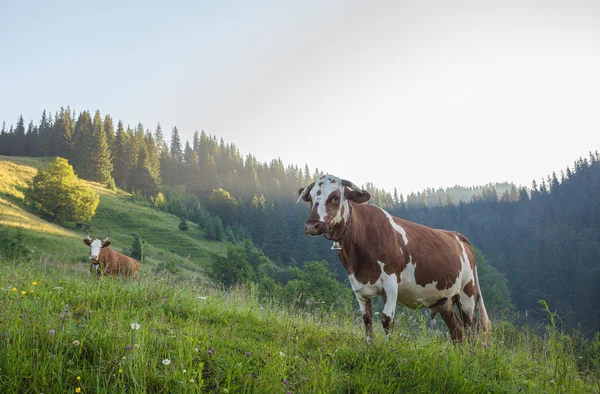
[332,196,340,204]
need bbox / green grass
[0,258,597,393]
[0,155,225,273]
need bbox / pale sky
[1,0,599,195]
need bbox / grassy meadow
[0,155,225,273]
[0,258,598,393]
[0,155,599,393]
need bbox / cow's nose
[305,220,325,235]
[90,255,98,261]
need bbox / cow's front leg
[354,294,374,343]
[381,283,398,339]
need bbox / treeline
[391,153,600,335]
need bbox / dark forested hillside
[1,109,599,334]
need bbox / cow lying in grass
[83,236,140,278]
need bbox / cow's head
[83,235,111,271]
[297,174,370,239]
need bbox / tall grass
[0,257,596,393]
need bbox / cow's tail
[473,265,491,333]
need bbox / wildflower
[12,287,17,292]
[246,351,251,357]
[183,369,187,374]
[223,389,229,393]
[49,329,56,339]
[30,290,33,293]
[283,379,289,385]
[535,368,540,374]
[125,345,132,351]
[32,281,38,286]
[207,349,213,355]
[77,376,81,381]
[75,388,81,393]
[194,347,199,352]
[72,340,80,347]
[472,351,476,355]
[130,322,141,330]
[279,351,285,357]
[119,369,123,373]
[21,290,26,295]
[162,359,171,366]
[403,358,408,363]
[198,296,208,300]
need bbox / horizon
[1,0,599,195]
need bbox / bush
[179,217,188,231]
[24,158,99,224]
[130,234,144,262]
[0,229,30,260]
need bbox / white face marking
[89,239,102,260]
[377,207,408,245]
[309,174,349,225]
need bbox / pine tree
[170,126,183,165]
[88,110,113,184]
[179,217,189,231]
[13,114,26,156]
[103,114,115,151]
[112,121,130,188]
[71,111,94,178]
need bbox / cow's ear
[297,182,315,203]
[102,241,111,248]
[344,188,371,204]
[84,238,92,246]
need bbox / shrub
[24,157,99,224]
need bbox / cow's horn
[341,179,367,194]
[296,182,315,203]
[104,232,110,242]
[86,232,91,240]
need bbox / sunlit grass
[0,156,225,273]
[0,257,596,394]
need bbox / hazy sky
[1,0,599,195]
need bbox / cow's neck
[338,203,371,263]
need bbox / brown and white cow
[83,236,140,278]
[298,174,490,342]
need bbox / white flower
[130,322,141,330]
[279,351,285,357]
[162,358,171,365]
[198,296,208,300]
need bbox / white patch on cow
[89,239,102,260]
[455,235,476,318]
[397,255,463,310]
[376,207,408,245]
[378,261,398,318]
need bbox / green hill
[0,155,225,273]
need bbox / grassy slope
[0,155,225,273]
[0,260,596,394]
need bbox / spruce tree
[88,110,113,184]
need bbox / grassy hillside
[0,259,597,393]
[0,155,225,273]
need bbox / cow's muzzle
[304,220,327,236]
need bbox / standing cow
[83,236,140,278]
[298,174,490,342]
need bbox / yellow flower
[30,290,34,293]
[119,369,123,373]
[21,290,26,295]
[12,287,17,292]
[32,281,38,286]
[75,388,81,393]
[77,376,81,381]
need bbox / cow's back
[99,247,140,278]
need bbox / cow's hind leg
[439,299,464,342]
[457,282,477,339]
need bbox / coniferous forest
[1,108,599,336]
